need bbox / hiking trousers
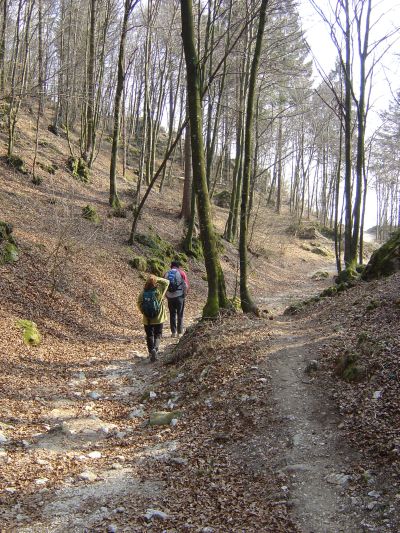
[167,295,185,334]
[144,323,163,355]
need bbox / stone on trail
[201,528,215,533]
[144,508,169,521]
[88,391,102,400]
[305,360,319,373]
[326,472,351,486]
[88,451,102,459]
[128,407,145,419]
[107,524,117,533]
[0,448,7,461]
[149,411,182,426]
[0,431,7,444]
[62,417,116,437]
[35,478,48,485]
[78,471,98,482]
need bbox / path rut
[263,315,364,532]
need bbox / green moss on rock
[335,352,366,382]
[2,243,19,263]
[311,271,329,280]
[0,222,18,264]
[147,257,167,276]
[362,229,400,280]
[129,256,147,271]
[230,296,241,311]
[17,319,41,346]
[82,205,100,223]
[183,236,204,259]
[213,190,231,208]
[68,157,90,183]
[38,162,56,175]
[284,302,304,315]
[311,245,329,257]
[320,286,337,297]
[7,154,28,174]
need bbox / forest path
[6,342,179,532]
[259,313,365,532]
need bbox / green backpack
[142,288,160,318]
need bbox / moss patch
[362,229,400,280]
[17,319,41,346]
[335,352,366,382]
[38,162,57,175]
[147,258,166,277]
[68,157,90,183]
[82,205,100,224]
[213,190,231,208]
[7,154,28,174]
[134,232,188,274]
[129,256,147,272]
[0,222,18,264]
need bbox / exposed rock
[35,478,48,485]
[88,391,101,400]
[305,360,319,373]
[149,411,181,426]
[0,448,7,461]
[144,508,169,521]
[88,451,102,459]
[213,190,231,209]
[78,471,98,482]
[298,226,317,239]
[128,408,145,419]
[0,431,7,444]
[362,229,400,280]
[326,473,351,486]
[311,270,330,280]
[61,417,115,437]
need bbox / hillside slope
[1,112,398,531]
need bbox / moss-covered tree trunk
[180,0,228,317]
[239,0,268,314]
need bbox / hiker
[165,260,189,338]
[137,275,169,362]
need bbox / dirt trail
[262,315,364,532]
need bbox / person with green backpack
[137,275,169,362]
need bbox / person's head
[170,260,180,269]
[144,275,157,290]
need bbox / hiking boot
[149,349,157,362]
[171,332,177,338]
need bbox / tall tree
[180,0,228,318]
[239,0,268,314]
[109,0,140,208]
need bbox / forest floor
[0,111,399,532]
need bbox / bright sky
[299,0,400,230]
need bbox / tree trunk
[109,0,139,208]
[239,0,268,314]
[180,0,228,318]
